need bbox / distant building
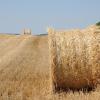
[22,29,32,35]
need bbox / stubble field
[0,33,100,100]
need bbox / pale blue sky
[0,0,100,34]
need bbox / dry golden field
[0,27,100,100]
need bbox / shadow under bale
[53,82,95,93]
[48,28,100,93]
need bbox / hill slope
[0,35,51,100]
[0,34,49,79]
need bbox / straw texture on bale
[48,28,100,91]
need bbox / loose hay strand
[48,28,58,92]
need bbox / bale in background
[48,28,100,92]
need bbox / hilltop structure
[22,29,32,35]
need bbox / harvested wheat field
[0,26,100,100]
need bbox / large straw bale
[48,28,100,91]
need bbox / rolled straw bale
[48,28,100,91]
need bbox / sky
[0,0,100,34]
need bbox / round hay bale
[48,28,100,92]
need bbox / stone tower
[22,29,32,35]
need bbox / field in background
[0,34,100,100]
